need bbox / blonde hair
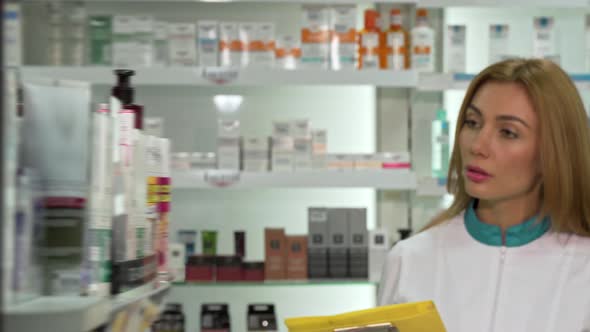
[423,58,590,237]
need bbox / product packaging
[489,24,509,65]
[3,3,22,66]
[201,304,231,332]
[327,208,349,278]
[178,230,197,259]
[330,6,357,70]
[153,21,169,66]
[243,137,270,172]
[88,16,113,66]
[168,23,197,66]
[186,255,216,281]
[369,229,390,283]
[249,23,276,68]
[431,109,449,179]
[533,17,558,63]
[234,231,246,258]
[168,243,186,282]
[348,208,368,278]
[22,78,92,295]
[411,9,435,72]
[216,255,242,281]
[198,21,219,67]
[275,35,301,70]
[87,104,114,296]
[242,262,265,281]
[445,25,466,73]
[217,120,241,170]
[301,5,331,69]
[112,15,137,67]
[247,304,278,331]
[286,236,308,280]
[264,228,286,280]
[308,207,329,278]
[219,22,241,67]
[385,8,410,70]
[202,230,218,255]
[359,9,382,70]
[66,2,87,66]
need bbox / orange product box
[301,5,331,69]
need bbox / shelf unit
[4,281,171,332]
[418,73,590,91]
[172,170,417,190]
[19,66,419,87]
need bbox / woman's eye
[464,119,478,128]
[500,128,518,139]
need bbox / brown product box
[286,235,308,279]
[264,228,287,280]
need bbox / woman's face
[459,81,541,203]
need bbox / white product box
[273,121,292,138]
[144,117,163,137]
[291,119,311,138]
[271,136,294,172]
[168,243,186,282]
[276,35,301,70]
[190,152,217,170]
[198,21,219,67]
[326,154,355,170]
[354,154,381,170]
[248,23,275,68]
[238,22,256,67]
[171,152,191,170]
[168,23,197,66]
[489,24,509,65]
[380,152,411,169]
[533,17,558,63]
[301,5,331,69]
[312,130,327,155]
[294,138,312,171]
[217,120,240,170]
[445,25,466,73]
[219,22,241,67]
[134,15,155,67]
[3,3,22,66]
[112,15,137,67]
[369,229,391,283]
[330,5,357,70]
[243,137,270,172]
[153,21,169,66]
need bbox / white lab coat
[378,212,590,332]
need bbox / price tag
[204,170,241,187]
[202,67,239,85]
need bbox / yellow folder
[285,301,446,332]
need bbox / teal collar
[464,200,551,247]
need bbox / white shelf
[169,280,376,332]
[420,0,588,7]
[172,169,417,190]
[5,280,171,332]
[19,66,419,87]
[418,73,590,91]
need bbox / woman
[378,58,590,332]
